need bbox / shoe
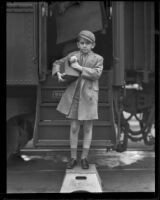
[81,158,89,169]
[66,158,77,169]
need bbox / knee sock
[81,121,93,159]
[70,120,80,159]
[71,148,77,159]
[81,148,89,159]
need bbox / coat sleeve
[52,56,68,76]
[81,56,103,81]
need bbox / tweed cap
[78,30,95,43]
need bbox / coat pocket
[86,88,98,102]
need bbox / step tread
[40,102,110,107]
[39,120,111,126]
[41,86,109,90]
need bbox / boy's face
[77,38,95,54]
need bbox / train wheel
[7,116,34,161]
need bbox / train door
[33,1,117,150]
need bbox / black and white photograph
[5,0,158,197]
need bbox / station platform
[7,140,155,193]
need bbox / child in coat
[52,30,103,169]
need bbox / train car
[7,1,155,160]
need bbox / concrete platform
[7,148,155,193]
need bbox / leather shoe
[81,158,89,169]
[66,158,77,169]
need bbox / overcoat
[52,50,103,120]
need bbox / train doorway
[33,1,117,150]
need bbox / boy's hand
[57,72,66,82]
[69,56,82,72]
[70,56,78,63]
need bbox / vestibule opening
[46,2,113,71]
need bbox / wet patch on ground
[7,150,155,171]
[90,151,155,169]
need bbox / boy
[52,30,103,169]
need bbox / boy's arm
[52,56,68,76]
[52,51,79,76]
[81,56,104,81]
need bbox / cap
[78,30,95,43]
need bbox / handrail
[33,85,41,147]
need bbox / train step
[38,120,112,126]
[60,164,102,193]
[39,102,111,121]
[35,120,114,147]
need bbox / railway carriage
[7,1,156,160]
